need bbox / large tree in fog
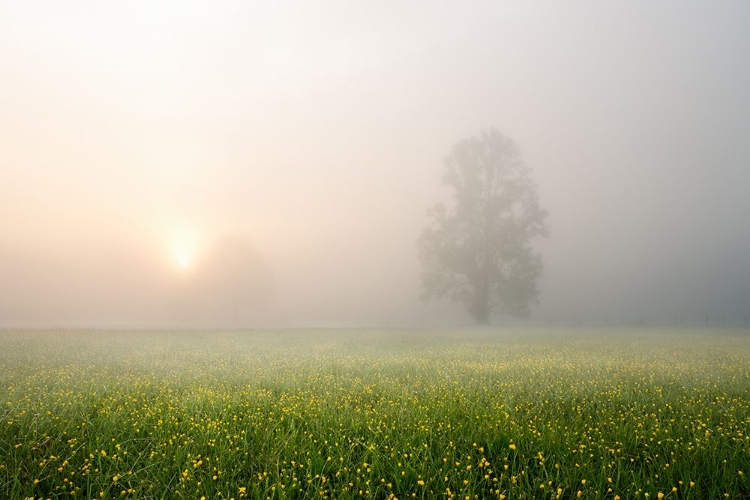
[418,129,548,324]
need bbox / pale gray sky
[1,1,749,326]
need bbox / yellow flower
[509,444,516,450]
[657,493,664,500]
[417,480,425,486]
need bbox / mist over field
[2,1,749,327]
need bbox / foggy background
[1,1,749,328]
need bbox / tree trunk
[473,274,491,325]
[474,305,490,325]
[474,228,492,325]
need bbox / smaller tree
[418,128,548,324]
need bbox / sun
[168,226,200,272]
[176,254,191,269]
[171,244,195,271]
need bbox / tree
[418,128,548,324]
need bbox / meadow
[1,328,748,500]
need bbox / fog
[1,1,749,327]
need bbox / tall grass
[1,328,748,499]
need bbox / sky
[1,0,749,327]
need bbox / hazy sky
[1,1,749,327]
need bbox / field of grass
[1,328,749,500]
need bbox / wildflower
[509,444,516,450]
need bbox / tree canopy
[418,128,548,324]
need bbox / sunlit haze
[1,1,749,327]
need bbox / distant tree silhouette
[418,128,548,324]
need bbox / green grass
[1,328,748,499]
